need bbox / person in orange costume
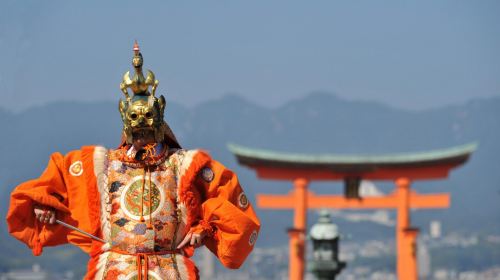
[6,42,260,280]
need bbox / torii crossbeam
[229,143,476,280]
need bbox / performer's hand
[177,231,207,249]
[34,204,56,224]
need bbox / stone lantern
[308,210,346,280]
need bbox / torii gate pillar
[288,178,308,280]
[396,177,418,280]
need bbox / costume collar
[126,143,164,159]
[120,143,168,167]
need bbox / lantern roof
[310,210,339,240]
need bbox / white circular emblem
[238,192,249,209]
[249,230,258,246]
[201,167,214,182]
[69,161,83,176]
[120,175,165,221]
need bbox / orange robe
[6,146,260,279]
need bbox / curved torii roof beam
[228,142,478,180]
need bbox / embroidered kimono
[6,145,260,280]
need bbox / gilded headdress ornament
[120,40,159,99]
[118,41,180,149]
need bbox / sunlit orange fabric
[6,146,260,278]
[191,159,261,268]
[7,147,98,255]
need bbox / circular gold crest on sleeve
[238,192,249,209]
[69,161,83,176]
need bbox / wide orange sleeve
[6,152,72,255]
[6,147,98,256]
[192,159,261,269]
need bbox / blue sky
[1,1,499,111]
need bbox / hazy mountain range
[0,92,499,273]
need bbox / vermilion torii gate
[229,143,476,280]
